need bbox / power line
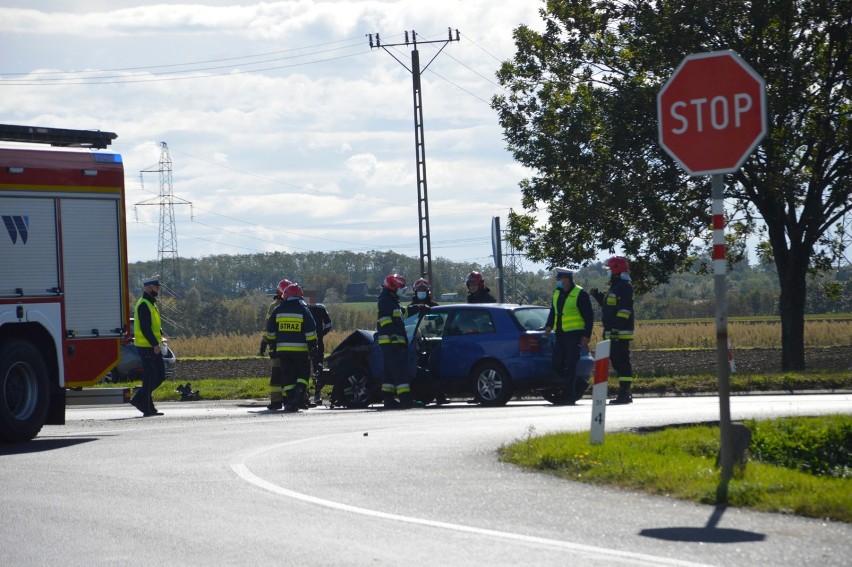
[0,36,368,77]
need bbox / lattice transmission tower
[136,142,192,288]
[502,227,528,305]
[135,142,192,334]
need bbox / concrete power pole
[368,28,460,286]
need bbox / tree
[492,0,850,369]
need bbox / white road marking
[230,437,713,567]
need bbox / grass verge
[96,371,851,402]
[498,415,851,523]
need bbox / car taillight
[519,334,542,352]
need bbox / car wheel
[0,340,50,443]
[472,362,513,406]
[332,364,374,409]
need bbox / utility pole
[368,28,460,285]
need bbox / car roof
[433,303,547,310]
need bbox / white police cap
[553,267,573,278]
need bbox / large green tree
[492,0,850,369]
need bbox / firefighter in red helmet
[377,273,416,409]
[265,283,318,412]
[260,278,291,410]
[590,256,635,404]
[465,271,496,304]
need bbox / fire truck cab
[0,124,130,442]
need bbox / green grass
[499,416,851,523]
[95,370,852,402]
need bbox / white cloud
[1,0,545,268]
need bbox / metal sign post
[657,50,767,484]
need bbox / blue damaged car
[325,303,593,408]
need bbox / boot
[268,367,284,410]
[609,381,633,405]
[382,393,399,410]
[398,392,423,409]
[286,383,306,412]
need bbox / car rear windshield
[513,307,549,331]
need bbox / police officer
[377,273,415,409]
[544,267,594,405]
[590,256,635,405]
[130,276,166,417]
[260,278,290,410]
[265,283,318,413]
[465,271,497,304]
[307,301,333,405]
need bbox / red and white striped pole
[590,340,611,445]
[712,174,734,482]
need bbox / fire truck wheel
[0,340,50,443]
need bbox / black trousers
[610,339,633,380]
[552,331,583,384]
[133,346,165,412]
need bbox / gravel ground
[172,346,851,382]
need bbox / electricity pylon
[136,142,192,288]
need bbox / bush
[744,415,852,478]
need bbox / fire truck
[0,124,130,442]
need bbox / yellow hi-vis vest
[133,297,162,347]
[552,286,584,332]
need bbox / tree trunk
[777,253,808,371]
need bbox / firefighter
[544,267,594,405]
[407,277,438,317]
[590,256,635,405]
[260,278,291,410]
[377,273,415,409]
[406,278,450,405]
[307,301,333,406]
[130,276,166,417]
[465,271,497,304]
[266,283,318,413]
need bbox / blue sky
[1,1,545,268]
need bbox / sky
[1,0,547,269]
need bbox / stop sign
[658,50,766,176]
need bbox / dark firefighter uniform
[591,272,635,404]
[545,270,594,404]
[260,294,285,408]
[265,297,318,412]
[376,286,412,408]
[307,302,333,404]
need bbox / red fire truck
[0,124,130,442]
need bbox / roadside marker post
[590,340,611,445]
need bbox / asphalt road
[1,394,850,566]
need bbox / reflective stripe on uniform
[276,341,309,352]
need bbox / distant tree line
[127,251,851,337]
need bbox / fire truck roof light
[92,152,122,164]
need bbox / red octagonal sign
[658,50,766,176]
